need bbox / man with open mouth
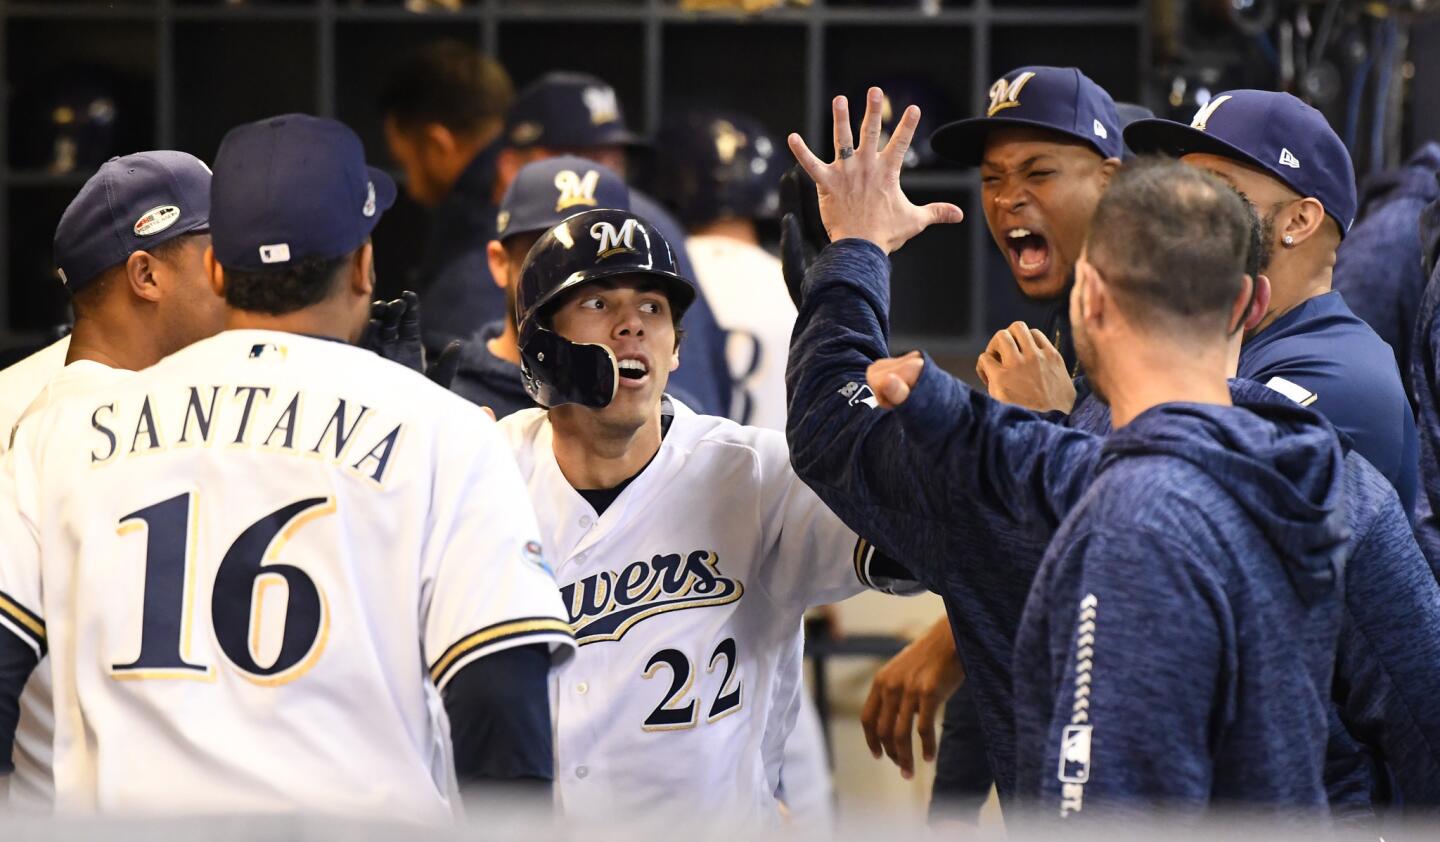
[490,206,920,825]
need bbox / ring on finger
[839,146,855,160]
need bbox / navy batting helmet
[654,110,781,226]
[517,208,697,408]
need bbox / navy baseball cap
[496,156,630,242]
[210,114,396,271]
[929,66,1124,166]
[505,72,644,150]
[1124,90,1357,237]
[53,150,212,292]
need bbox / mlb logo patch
[838,381,879,409]
[1058,724,1092,784]
[259,243,291,264]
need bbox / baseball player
[0,150,221,811]
[494,72,732,418]
[654,110,792,429]
[1416,190,1440,570]
[492,206,918,824]
[787,96,1347,817]
[0,337,70,447]
[445,156,702,418]
[0,114,573,819]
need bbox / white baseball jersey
[497,399,915,825]
[686,235,796,432]
[0,336,70,455]
[6,359,131,812]
[0,329,574,820]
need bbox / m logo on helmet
[713,119,746,165]
[1190,95,1233,131]
[582,86,620,126]
[591,218,642,259]
[555,169,601,212]
[986,71,1037,117]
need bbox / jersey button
[576,766,589,779]
[579,515,593,528]
[576,682,589,695]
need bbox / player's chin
[1014,265,1070,301]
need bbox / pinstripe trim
[430,617,574,687]
[0,590,45,657]
[852,537,875,588]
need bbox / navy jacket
[1013,399,1346,818]
[1410,194,1440,573]
[1239,291,1417,515]
[789,240,1440,814]
[1333,142,1440,404]
[448,321,539,420]
[414,143,507,358]
[1069,380,1440,814]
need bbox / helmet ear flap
[519,326,619,409]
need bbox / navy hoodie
[1333,142,1440,403]
[788,240,1356,811]
[1012,400,1347,818]
[1071,380,1440,815]
[1410,192,1440,574]
[448,321,539,420]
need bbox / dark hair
[1086,157,1252,334]
[379,41,514,136]
[223,252,352,315]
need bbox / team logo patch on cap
[986,71,1036,118]
[134,205,181,237]
[1190,95,1232,131]
[582,86,620,126]
[555,169,600,212]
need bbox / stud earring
[1282,235,1295,247]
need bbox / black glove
[426,340,465,389]
[779,166,829,308]
[362,290,426,374]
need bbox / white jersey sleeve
[0,453,44,660]
[750,430,921,609]
[422,416,575,691]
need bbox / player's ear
[486,240,509,290]
[204,245,226,299]
[422,122,456,161]
[352,241,376,299]
[1244,273,1272,332]
[125,249,163,303]
[1098,156,1121,186]
[1283,197,1329,248]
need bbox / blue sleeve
[784,238,1104,587]
[0,630,38,776]
[1242,348,1418,516]
[1028,529,1231,816]
[443,643,553,791]
[929,685,994,823]
[1332,484,1440,807]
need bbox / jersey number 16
[111,492,333,686]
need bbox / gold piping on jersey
[430,617,576,688]
[0,590,45,655]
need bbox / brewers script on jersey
[497,397,917,823]
[0,330,574,818]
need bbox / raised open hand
[787,87,963,254]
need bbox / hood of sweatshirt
[1099,397,1349,605]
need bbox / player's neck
[66,314,163,371]
[224,301,361,344]
[1100,340,1232,429]
[690,218,759,246]
[486,322,521,365]
[1248,252,1333,336]
[549,403,663,490]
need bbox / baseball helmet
[516,208,697,408]
[654,110,781,226]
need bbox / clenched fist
[975,321,1075,413]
